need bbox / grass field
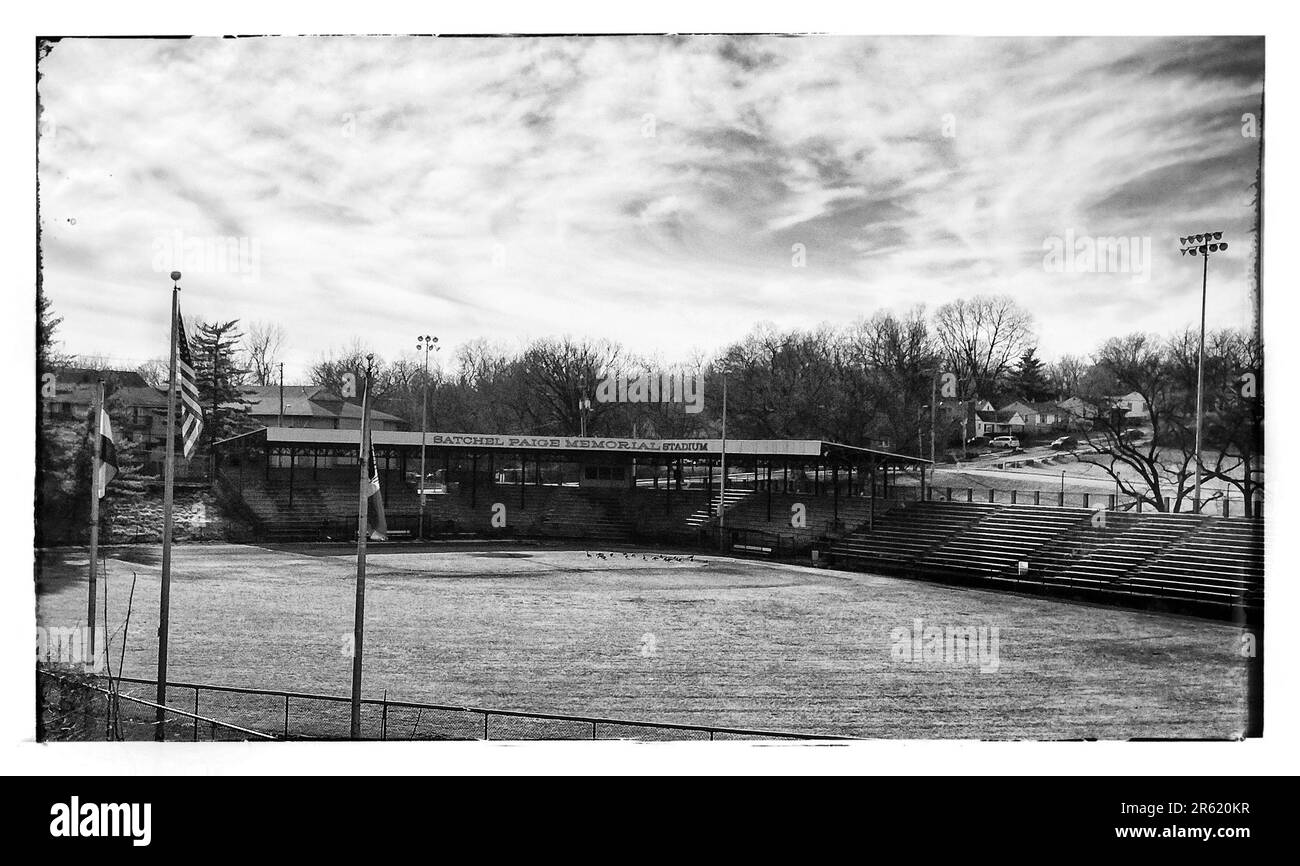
[35,541,1252,739]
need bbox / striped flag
[95,405,118,499]
[367,445,388,541]
[367,445,381,496]
[175,310,204,459]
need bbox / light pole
[1180,232,1228,513]
[415,334,438,539]
[718,374,728,551]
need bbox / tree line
[39,289,1263,516]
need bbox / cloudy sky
[37,35,1263,379]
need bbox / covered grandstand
[214,427,932,547]
[211,428,1262,620]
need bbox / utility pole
[278,362,284,427]
[930,373,938,465]
[156,272,181,740]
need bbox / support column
[666,460,673,516]
[766,460,772,521]
[288,448,296,509]
[868,462,875,530]
[833,462,839,523]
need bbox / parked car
[405,472,447,495]
[1123,428,1146,441]
[965,436,988,448]
[1050,435,1078,451]
[989,435,1021,449]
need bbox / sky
[36,35,1264,380]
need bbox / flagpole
[156,272,180,740]
[87,379,103,666]
[351,355,374,739]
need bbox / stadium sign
[426,433,709,453]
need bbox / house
[1055,396,1097,431]
[933,399,994,444]
[974,409,1025,438]
[44,367,170,449]
[1000,400,1067,435]
[241,385,409,432]
[1105,391,1149,421]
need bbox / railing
[919,484,1259,515]
[38,667,277,742]
[57,673,847,742]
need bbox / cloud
[37,35,1263,376]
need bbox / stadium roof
[216,426,930,464]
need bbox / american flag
[175,310,204,459]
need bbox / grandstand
[215,427,922,546]
[214,427,1262,620]
[828,500,1262,619]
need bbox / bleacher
[828,500,1263,618]
[232,467,499,540]
[830,500,998,567]
[1124,517,1264,609]
[534,488,635,541]
[918,504,1094,575]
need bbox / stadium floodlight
[415,334,440,540]
[1178,231,1227,513]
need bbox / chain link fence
[38,669,843,742]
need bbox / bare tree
[519,336,623,436]
[1046,354,1088,398]
[933,295,1035,399]
[841,307,939,452]
[242,321,286,386]
[310,340,382,402]
[1075,329,1261,515]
